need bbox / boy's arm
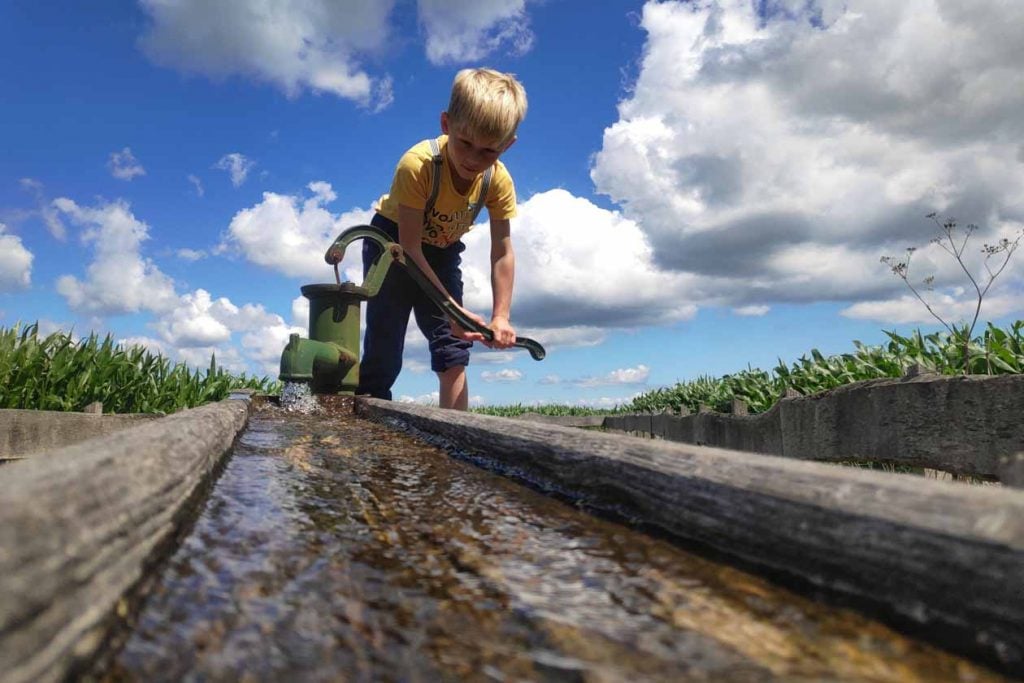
[488,217,517,348]
[396,204,489,343]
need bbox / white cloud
[733,305,770,317]
[841,292,1021,325]
[0,223,33,292]
[575,396,635,410]
[574,364,650,388]
[590,0,1024,309]
[397,391,440,405]
[462,189,699,331]
[418,0,534,64]
[480,368,523,382]
[118,335,166,356]
[400,359,430,374]
[291,295,309,329]
[177,248,207,262]
[138,0,395,109]
[19,178,66,240]
[538,374,561,385]
[222,181,375,279]
[473,350,518,364]
[53,198,178,315]
[517,325,607,350]
[154,288,302,375]
[50,195,300,375]
[108,147,146,181]
[187,174,205,197]
[215,153,255,187]
[153,289,233,347]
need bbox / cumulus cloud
[461,189,699,330]
[473,350,518,364]
[53,198,178,315]
[108,147,146,181]
[50,196,299,375]
[138,0,395,109]
[573,364,650,388]
[397,391,440,405]
[176,248,207,261]
[590,0,1024,320]
[118,335,166,356]
[480,368,523,382]
[418,0,534,64]
[734,305,770,317]
[841,292,1021,325]
[187,174,204,197]
[151,289,302,375]
[215,153,256,187]
[19,178,66,240]
[0,223,33,292]
[221,181,375,279]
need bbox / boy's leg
[411,243,472,410]
[438,366,468,410]
[357,217,414,400]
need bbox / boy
[357,68,527,410]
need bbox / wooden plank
[600,374,1024,481]
[357,397,1024,675]
[0,410,157,458]
[0,398,250,683]
[510,412,606,427]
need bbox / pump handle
[325,225,546,361]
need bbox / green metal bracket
[324,225,396,298]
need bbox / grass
[0,322,279,414]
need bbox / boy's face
[441,112,516,181]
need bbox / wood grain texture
[357,397,1024,675]
[604,374,1024,481]
[0,398,250,683]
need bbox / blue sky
[2,0,1022,407]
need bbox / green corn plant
[0,322,279,413]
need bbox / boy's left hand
[488,316,517,349]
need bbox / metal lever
[324,225,546,361]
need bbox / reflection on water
[101,407,1003,682]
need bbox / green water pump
[279,225,545,395]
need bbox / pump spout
[279,333,359,390]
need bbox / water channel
[98,402,1004,681]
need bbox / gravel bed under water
[99,405,1003,682]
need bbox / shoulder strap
[424,137,443,225]
[468,166,493,225]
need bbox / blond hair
[446,68,527,145]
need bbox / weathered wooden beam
[602,374,1024,482]
[510,412,606,428]
[357,397,1024,675]
[0,409,158,458]
[0,398,250,683]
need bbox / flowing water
[99,403,1004,682]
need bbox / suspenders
[425,137,493,229]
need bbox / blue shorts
[356,213,472,400]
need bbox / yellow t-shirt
[375,135,517,248]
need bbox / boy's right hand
[448,304,490,344]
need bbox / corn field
[628,321,1024,415]
[0,323,279,414]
